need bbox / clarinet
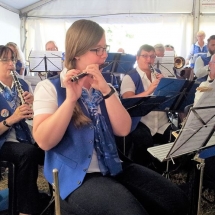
[11,71,33,120]
[11,71,26,105]
[148,64,159,79]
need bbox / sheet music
[29,51,63,72]
[167,80,215,159]
[154,56,175,78]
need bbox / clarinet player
[0,45,44,215]
[119,44,172,167]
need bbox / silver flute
[11,71,26,105]
[53,169,61,215]
[71,62,110,82]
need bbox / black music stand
[153,78,199,112]
[28,51,63,78]
[148,81,215,215]
[121,96,168,117]
[103,52,136,74]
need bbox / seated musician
[194,35,215,82]
[194,53,215,105]
[154,43,165,57]
[33,19,188,215]
[0,45,44,215]
[120,44,173,166]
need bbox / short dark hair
[137,44,155,56]
[0,45,15,60]
[207,35,215,43]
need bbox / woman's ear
[74,57,80,60]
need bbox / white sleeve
[120,75,136,96]
[194,56,209,78]
[186,44,194,60]
[33,79,58,116]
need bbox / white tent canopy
[0,0,215,60]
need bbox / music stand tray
[121,96,168,117]
[153,78,198,112]
[29,51,63,72]
[148,80,215,162]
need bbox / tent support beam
[20,0,55,18]
[193,0,200,42]
[0,2,19,14]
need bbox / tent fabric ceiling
[0,0,41,10]
[26,0,193,18]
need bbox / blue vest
[0,79,29,150]
[196,54,211,82]
[44,76,114,199]
[126,69,144,132]
[191,44,208,68]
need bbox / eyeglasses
[139,54,156,59]
[0,58,16,63]
[90,45,110,56]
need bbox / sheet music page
[154,55,175,78]
[28,51,63,72]
[167,80,215,158]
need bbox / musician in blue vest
[194,35,215,82]
[186,30,208,69]
[33,20,188,215]
[120,44,172,166]
[0,45,44,215]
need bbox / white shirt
[120,66,170,136]
[186,41,207,60]
[194,52,211,78]
[33,68,102,173]
[194,77,212,106]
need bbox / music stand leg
[162,160,170,179]
[194,156,205,215]
[123,136,126,155]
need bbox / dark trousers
[0,141,44,214]
[116,122,174,166]
[60,162,189,215]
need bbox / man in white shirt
[194,35,215,81]
[119,44,171,166]
[194,54,215,105]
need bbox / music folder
[121,96,168,117]
[153,78,199,112]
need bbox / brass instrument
[53,169,61,215]
[174,57,185,69]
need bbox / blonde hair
[65,19,104,127]
[6,42,25,66]
[196,30,206,37]
[154,44,165,51]
[45,41,58,51]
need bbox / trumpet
[174,57,185,69]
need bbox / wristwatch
[2,120,11,128]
